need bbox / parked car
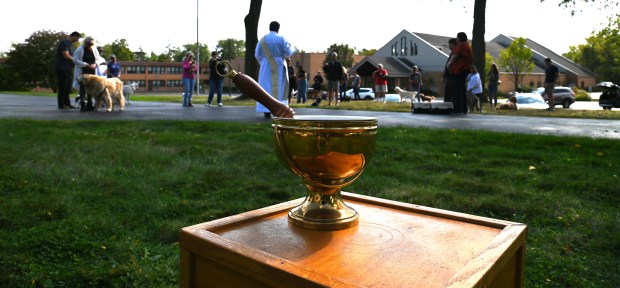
[597,81,620,110]
[344,88,375,100]
[512,93,548,110]
[540,86,576,108]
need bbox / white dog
[394,86,417,102]
[122,83,139,104]
[395,87,436,102]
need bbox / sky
[1,0,618,56]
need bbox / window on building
[167,80,183,87]
[148,66,166,74]
[126,65,146,74]
[169,66,182,74]
[148,80,165,87]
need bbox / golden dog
[418,93,436,102]
[497,96,518,110]
[78,74,125,111]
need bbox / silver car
[540,86,576,108]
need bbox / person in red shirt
[372,64,388,102]
[447,32,473,113]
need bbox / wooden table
[180,192,527,288]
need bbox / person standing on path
[255,21,296,118]
[322,51,344,106]
[543,58,560,111]
[447,32,473,114]
[296,65,308,104]
[207,51,224,107]
[409,65,423,102]
[54,31,80,109]
[487,62,499,109]
[350,71,361,100]
[182,52,198,107]
[73,36,101,112]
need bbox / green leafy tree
[498,37,534,91]
[216,38,245,60]
[484,51,494,77]
[565,16,620,83]
[102,39,133,61]
[0,30,66,91]
[172,43,210,63]
[358,49,377,56]
[323,44,355,68]
[133,47,148,62]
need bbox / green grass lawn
[0,119,618,287]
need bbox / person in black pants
[73,36,101,111]
[54,31,80,109]
[447,32,472,114]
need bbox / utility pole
[195,0,200,96]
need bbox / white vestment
[254,31,295,113]
[72,45,103,89]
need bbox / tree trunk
[472,0,487,102]
[239,0,262,100]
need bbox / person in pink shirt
[182,52,198,107]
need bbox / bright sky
[1,0,617,56]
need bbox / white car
[344,88,375,100]
[511,93,548,110]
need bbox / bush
[574,88,592,101]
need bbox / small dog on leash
[497,96,518,110]
[122,83,138,104]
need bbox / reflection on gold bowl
[272,115,378,230]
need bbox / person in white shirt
[466,65,483,113]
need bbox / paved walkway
[1,94,619,139]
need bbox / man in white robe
[255,21,296,118]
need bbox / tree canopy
[323,44,355,68]
[0,30,67,91]
[498,37,534,91]
[216,39,245,60]
[564,15,620,83]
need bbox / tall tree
[103,39,133,61]
[498,38,534,91]
[133,47,148,62]
[244,0,261,81]
[564,16,620,83]
[472,0,487,92]
[179,43,210,63]
[1,30,65,91]
[216,38,245,60]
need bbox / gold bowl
[272,115,378,230]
